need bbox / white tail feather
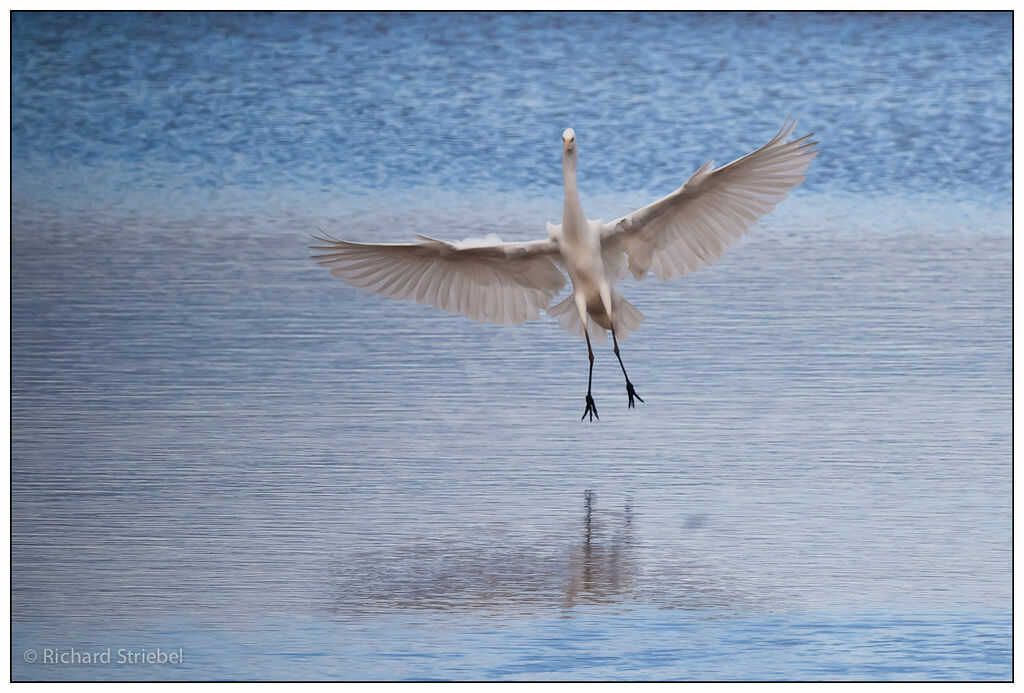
[547,290,645,344]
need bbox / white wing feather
[310,232,566,324]
[602,118,819,281]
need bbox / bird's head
[562,128,576,154]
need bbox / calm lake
[12,11,1011,681]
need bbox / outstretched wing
[602,118,819,281]
[310,232,566,324]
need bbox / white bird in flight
[311,119,818,421]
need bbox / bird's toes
[626,382,644,408]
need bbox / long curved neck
[562,151,586,237]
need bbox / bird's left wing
[310,232,566,324]
[602,118,819,281]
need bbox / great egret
[311,120,818,421]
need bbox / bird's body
[312,120,818,419]
[556,130,615,333]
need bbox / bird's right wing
[310,232,566,324]
[602,119,818,281]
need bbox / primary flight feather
[311,119,818,420]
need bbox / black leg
[612,328,643,409]
[581,327,599,422]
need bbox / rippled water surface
[12,11,1011,681]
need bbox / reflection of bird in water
[563,490,636,607]
[330,490,641,615]
[328,489,763,616]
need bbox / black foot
[626,381,644,409]
[582,393,599,422]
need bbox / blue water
[12,11,1011,681]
